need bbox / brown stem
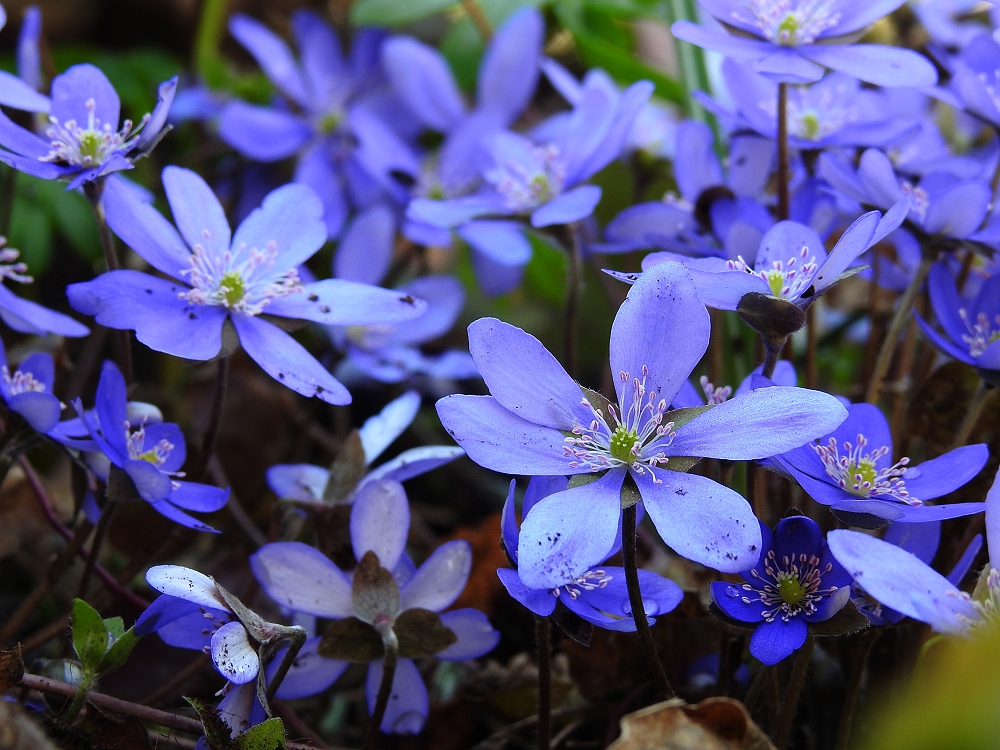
[773,635,814,750]
[266,627,307,701]
[459,0,493,39]
[865,258,932,404]
[363,631,399,750]
[776,83,789,222]
[563,223,584,379]
[0,519,95,645]
[139,653,210,706]
[834,630,880,750]
[761,336,787,379]
[953,383,994,449]
[19,457,148,610]
[805,306,817,389]
[536,615,552,750]
[190,356,230,481]
[83,179,133,386]
[623,504,674,699]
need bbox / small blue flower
[73,361,229,532]
[0,63,176,189]
[711,515,852,665]
[0,238,88,337]
[498,477,684,630]
[775,401,989,523]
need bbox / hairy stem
[190,356,230,481]
[536,615,552,750]
[363,629,399,750]
[865,258,932,404]
[76,496,119,601]
[777,83,789,221]
[266,626,308,701]
[563,223,584,379]
[761,336,787,380]
[61,672,95,723]
[743,665,770,712]
[773,635,814,750]
[953,382,994,449]
[83,179,133,386]
[623,504,674,699]
[834,630,880,750]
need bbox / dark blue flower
[711,515,851,665]
[74,361,229,532]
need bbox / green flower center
[219,271,246,307]
[318,111,343,134]
[530,174,557,203]
[764,269,786,297]
[778,14,799,43]
[609,425,639,463]
[776,572,808,606]
[78,130,104,161]
[846,458,878,497]
[800,112,820,140]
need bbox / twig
[952,383,994,449]
[76,496,119,600]
[834,630,880,750]
[139,653,211,706]
[459,0,493,39]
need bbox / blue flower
[73,361,229,532]
[66,167,428,404]
[711,515,851,665]
[672,1,937,87]
[774,402,989,523]
[0,337,61,433]
[250,479,500,733]
[498,477,684,630]
[0,4,52,113]
[436,261,848,587]
[0,63,176,189]
[218,11,418,238]
[916,261,1000,384]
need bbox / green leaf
[523,233,569,308]
[71,599,108,673]
[236,718,286,750]
[351,0,456,26]
[96,628,141,675]
[103,617,125,640]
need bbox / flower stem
[743,665,770,712]
[834,630,880,750]
[563,223,584,380]
[266,626,308,702]
[865,258,932,404]
[622,504,674,699]
[761,336,787,379]
[190,355,230,481]
[952,382,994,449]
[459,0,492,40]
[535,615,552,750]
[776,83,789,222]
[76,496,119,601]
[83,178,133,387]
[62,671,95,723]
[805,306,817,389]
[363,629,399,750]
[773,634,814,750]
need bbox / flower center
[489,143,566,212]
[551,569,613,600]
[564,365,677,484]
[0,243,31,285]
[813,434,916,505]
[179,238,304,316]
[901,182,929,224]
[125,421,174,468]
[3,367,46,395]
[700,376,731,405]
[745,549,838,621]
[41,97,149,168]
[959,309,1000,358]
[734,0,841,45]
[727,245,818,300]
[317,110,343,134]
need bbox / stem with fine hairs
[776,83,789,221]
